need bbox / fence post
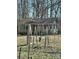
[18,47,21,59]
[44,36,46,48]
[27,24,32,59]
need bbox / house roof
[17,18,61,25]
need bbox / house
[17,18,61,35]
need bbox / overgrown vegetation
[17,35,61,59]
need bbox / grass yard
[17,35,61,59]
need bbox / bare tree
[22,0,29,19]
[17,0,61,19]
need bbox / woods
[17,0,61,19]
